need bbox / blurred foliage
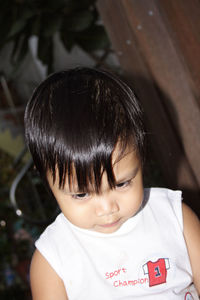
[0,150,42,299]
[0,0,110,73]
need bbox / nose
[95,194,119,217]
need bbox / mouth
[99,219,121,228]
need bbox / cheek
[59,199,94,226]
[49,186,95,229]
[122,185,143,214]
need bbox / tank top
[35,188,199,299]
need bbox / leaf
[0,0,109,73]
[37,35,54,73]
[63,0,96,12]
[7,19,27,38]
[30,16,41,36]
[41,14,62,37]
[13,34,29,64]
[11,34,21,59]
[60,30,76,52]
[7,5,36,38]
[76,25,110,52]
[0,15,13,47]
[62,10,94,32]
[20,7,36,20]
[34,0,66,12]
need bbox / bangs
[25,68,144,192]
[48,137,130,193]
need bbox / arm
[30,249,68,300]
[182,203,200,295]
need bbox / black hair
[24,67,145,192]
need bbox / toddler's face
[47,145,144,234]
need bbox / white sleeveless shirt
[35,188,199,299]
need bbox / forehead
[112,144,139,177]
[111,142,134,165]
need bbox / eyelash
[71,180,132,200]
[115,180,132,189]
[71,193,90,200]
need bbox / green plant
[0,0,110,73]
[0,149,43,299]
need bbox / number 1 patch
[143,258,170,287]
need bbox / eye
[115,180,131,189]
[71,193,90,200]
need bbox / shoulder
[182,203,200,295]
[146,188,182,219]
[35,213,71,255]
[30,249,68,300]
[34,213,74,279]
[39,213,68,239]
[145,188,193,236]
[147,187,182,200]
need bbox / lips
[99,219,121,228]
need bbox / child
[24,68,200,299]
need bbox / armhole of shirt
[168,189,184,232]
[35,231,62,279]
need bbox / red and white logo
[143,258,170,287]
[185,292,194,300]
